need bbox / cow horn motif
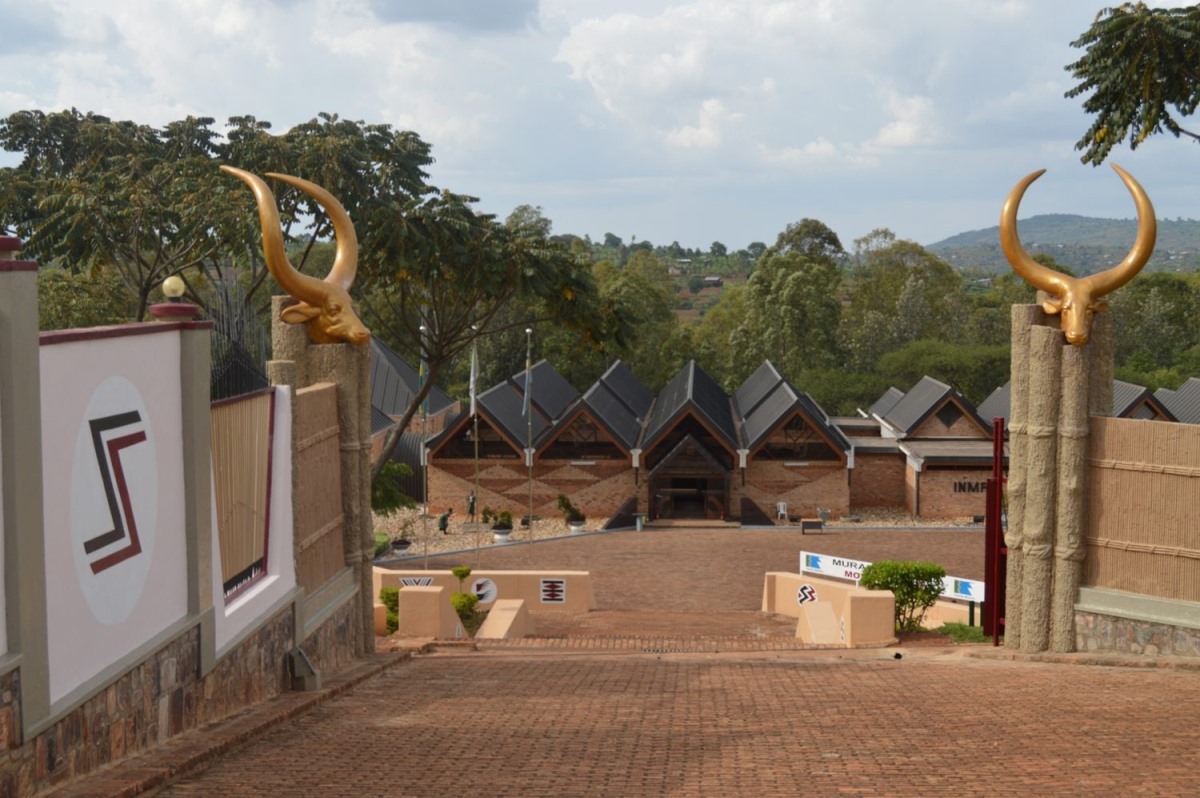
[221,165,370,345]
[1000,164,1156,346]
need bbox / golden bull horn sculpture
[1000,163,1156,346]
[221,165,371,345]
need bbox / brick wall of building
[915,467,990,519]
[742,461,849,519]
[429,457,637,525]
[905,466,918,516]
[848,452,906,508]
[912,408,988,439]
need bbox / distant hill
[927,214,1200,274]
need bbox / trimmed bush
[451,591,487,636]
[379,587,399,635]
[859,560,946,632]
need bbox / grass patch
[937,622,989,644]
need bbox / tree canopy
[1066,2,1200,165]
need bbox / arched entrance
[647,435,729,520]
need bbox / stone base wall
[1075,612,1200,658]
[300,596,357,677]
[0,600,353,795]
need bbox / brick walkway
[53,527,1200,796]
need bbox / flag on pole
[469,340,478,417]
[521,341,532,418]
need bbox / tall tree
[1065,2,1200,165]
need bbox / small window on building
[936,402,963,428]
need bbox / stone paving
[52,527,1200,796]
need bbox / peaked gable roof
[511,359,580,421]
[1113,379,1176,421]
[643,360,738,453]
[580,380,644,450]
[369,338,455,418]
[597,360,654,419]
[734,362,851,455]
[1157,377,1200,424]
[979,379,1177,425]
[869,386,906,419]
[880,375,987,437]
[475,380,550,450]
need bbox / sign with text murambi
[800,550,985,602]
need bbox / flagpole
[419,324,429,569]
[525,327,534,540]
[470,334,481,562]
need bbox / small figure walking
[467,492,477,521]
[438,508,453,535]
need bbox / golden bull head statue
[221,166,371,345]
[1000,164,1156,347]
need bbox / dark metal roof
[598,360,653,418]
[1157,378,1200,424]
[511,359,579,421]
[869,386,905,418]
[643,360,738,452]
[478,380,549,449]
[734,361,784,418]
[899,439,1005,466]
[880,376,952,433]
[582,381,644,450]
[370,405,396,436]
[736,367,851,455]
[1113,379,1175,421]
[980,379,1175,423]
[977,383,1011,423]
[880,376,987,437]
[369,338,455,418]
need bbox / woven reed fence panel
[211,389,274,597]
[1086,417,1200,602]
[293,384,345,593]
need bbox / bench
[800,518,824,534]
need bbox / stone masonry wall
[848,453,906,508]
[0,606,297,795]
[1075,612,1200,658]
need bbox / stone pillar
[1050,343,1088,652]
[1019,325,1062,652]
[1005,304,1046,649]
[269,299,374,657]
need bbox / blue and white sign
[800,550,985,602]
[800,551,871,583]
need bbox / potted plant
[490,509,514,543]
[557,493,587,534]
[390,519,414,555]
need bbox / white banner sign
[800,550,985,602]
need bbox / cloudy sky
[2,0,1197,250]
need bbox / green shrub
[451,565,472,590]
[379,587,400,635]
[556,493,585,523]
[859,560,946,632]
[450,591,487,636]
[372,531,391,559]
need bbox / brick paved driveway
[160,649,1200,796]
[403,526,986,640]
[154,528,1200,796]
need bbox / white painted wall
[41,330,189,704]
